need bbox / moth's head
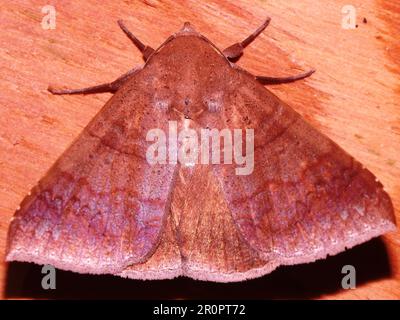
[179,22,197,34]
[144,23,235,122]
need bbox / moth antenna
[256,69,315,85]
[223,17,271,61]
[117,20,155,61]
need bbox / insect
[6,17,395,282]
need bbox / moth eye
[204,92,223,113]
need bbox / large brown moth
[6,18,396,282]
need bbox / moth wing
[212,71,396,266]
[170,164,268,282]
[6,74,177,274]
[120,163,275,282]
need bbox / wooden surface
[0,0,399,299]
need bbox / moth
[6,18,396,282]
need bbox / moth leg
[48,67,139,95]
[117,20,155,61]
[256,69,315,85]
[223,17,271,60]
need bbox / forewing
[212,69,396,265]
[6,72,177,274]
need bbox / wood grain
[0,0,399,299]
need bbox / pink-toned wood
[0,0,399,299]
